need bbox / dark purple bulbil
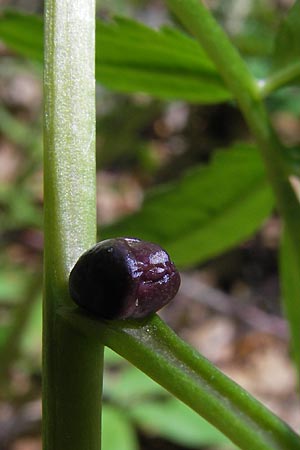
[69,237,180,320]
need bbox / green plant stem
[259,62,300,98]
[165,0,300,376]
[280,231,300,371]
[43,1,103,450]
[60,309,300,450]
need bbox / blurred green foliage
[0,1,300,449]
[102,349,235,450]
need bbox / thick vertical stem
[43,1,103,449]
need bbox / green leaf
[103,144,274,268]
[102,405,139,450]
[0,11,231,103]
[96,17,230,102]
[130,398,234,448]
[0,11,44,62]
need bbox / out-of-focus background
[0,1,300,449]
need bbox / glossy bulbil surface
[69,237,180,319]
